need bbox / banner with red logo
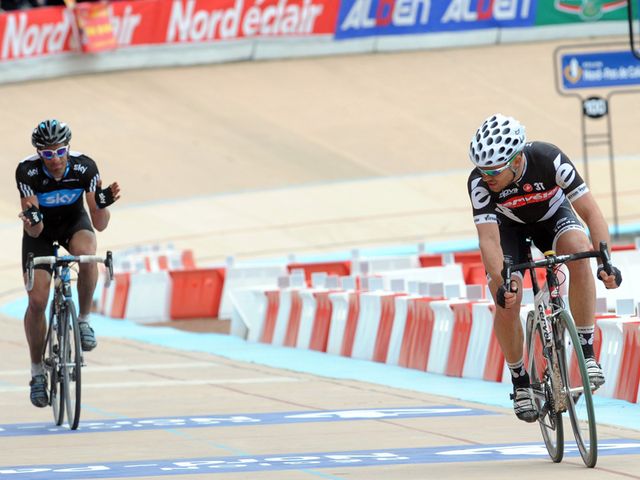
[0,0,340,62]
[75,2,117,53]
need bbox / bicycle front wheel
[61,301,82,430]
[45,303,64,426]
[526,311,563,463]
[556,310,597,467]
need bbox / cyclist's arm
[86,191,110,232]
[571,191,611,251]
[19,196,43,238]
[476,222,504,293]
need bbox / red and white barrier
[124,271,172,323]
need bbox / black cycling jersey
[467,141,588,226]
[15,151,100,220]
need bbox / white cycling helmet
[469,114,526,168]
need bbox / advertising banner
[335,0,536,40]
[560,50,640,89]
[0,0,340,62]
[536,0,628,24]
[0,6,75,61]
[75,2,117,53]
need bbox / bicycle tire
[525,311,563,463]
[45,302,64,426]
[61,301,82,430]
[556,310,597,467]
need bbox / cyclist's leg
[493,226,537,422]
[549,205,604,386]
[22,233,53,407]
[64,213,98,351]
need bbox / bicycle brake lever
[598,241,613,276]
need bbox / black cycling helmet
[31,119,72,149]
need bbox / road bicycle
[26,243,113,430]
[503,240,614,468]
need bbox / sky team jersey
[15,151,100,218]
[467,142,588,225]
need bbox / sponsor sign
[561,50,640,89]
[582,95,608,118]
[0,0,339,62]
[0,406,492,437]
[75,2,117,53]
[335,0,535,40]
[1,441,639,477]
[537,0,628,24]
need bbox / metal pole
[606,99,619,239]
[581,106,590,186]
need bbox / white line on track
[0,376,302,392]
[0,362,220,376]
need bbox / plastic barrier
[340,292,361,357]
[386,295,417,366]
[107,273,131,319]
[326,292,350,355]
[218,264,287,319]
[260,290,280,343]
[271,289,294,346]
[398,297,436,371]
[287,261,351,286]
[418,254,443,268]
[169,268,225,319]
[372,293,406,363]
[124,271,172,323]
[283,290,303,347]
[229,288,268,340]
[446,302,476,377]
[597,317,627,398]
[614,321,640,403]
[309,291,336,352]
[427,301,458,375]
[462,303,494,379]
[296,290,326,349]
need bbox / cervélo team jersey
[15,151,100,218]
[467,141,588,226]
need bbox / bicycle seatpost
[502,259,513,293]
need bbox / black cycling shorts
[499,200,586,268]
[22,211,94,273]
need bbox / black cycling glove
[496,284,518,309]
[597,264,622,287]
[23,205,43,226]
[95,184,117,209]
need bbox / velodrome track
[1,37,640,478]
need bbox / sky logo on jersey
[37,189,83,207]
[335,0,535,39]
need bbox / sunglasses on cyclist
[477,151,521,177]
[38,146,69,160]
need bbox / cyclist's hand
[95,180,121,209]
[496,281,518,309]
[597,265,622,289]
[19,202,43,227]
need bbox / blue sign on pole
[561,50,640,89]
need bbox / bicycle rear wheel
[526,311,563,463]
[556,310,597,467]
[61,301,82,430]
[45,304,64,426]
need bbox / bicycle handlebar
[26,251,114,292]
[502,241,615,292]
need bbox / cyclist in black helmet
[467,113,621,423]
[16,119,121,408]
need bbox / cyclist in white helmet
[466,113,621,423]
